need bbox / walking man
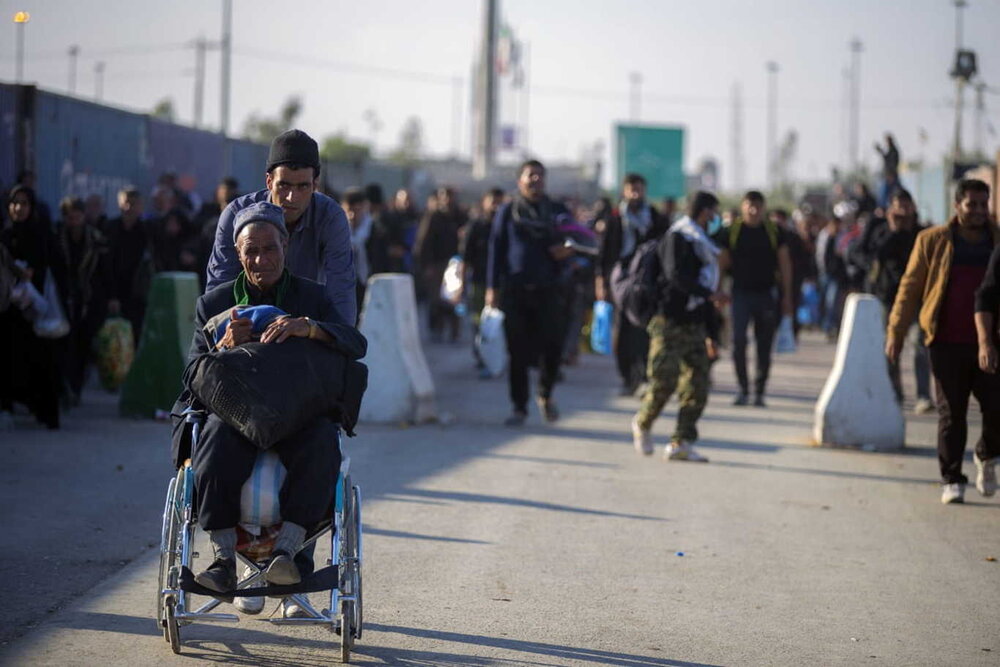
[716,191,793,407]
[887,179,1000,504]
[632,191,725,462]
[487,160,574,426]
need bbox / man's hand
[549,244,574,261]
[885,336,903,365]
[388,244,406,259]
[782,295,794,318]
[979,342,999,374]
[595,277,607,303]
[218,309,253,349]
[705,338,719,362]
[485,287,497,308]
[260,315,311,344]
[710,291,731,308]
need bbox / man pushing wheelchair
[171,200,367,599]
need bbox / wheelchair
[157,409,363,663]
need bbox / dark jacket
[654,226,720,339]
[487,196,570,290]
[975,242,1000,323]
[857,217,926,307]
[461,216,493,286]
[171,273,366,467]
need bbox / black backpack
[609,239,662,328]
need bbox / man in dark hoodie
[487,160,574,426]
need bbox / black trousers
[731,288,779,396]
[502,285,566,412]
[615,309,649,392]
[193,414,341,531]
[929,343,1000,484]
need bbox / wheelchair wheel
[157,475,180,634]
[338,599,355,663]
[351,484,363,640]
[165,597,181,654]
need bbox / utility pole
[68,45,79,94]
[451,75,462,157]
[520,41,530,156]
[94,61,105,101]
[13,11,29,83]
[220,0,233,136]
[952,0,969,161]
[973,81,985,159]
[766,61,778,190]
[193,37,207,128]
[848,38,863,175]
[473,0,498,180]
[629,71,642,122]
[730,81,745,192]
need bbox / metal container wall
[227,138,270,195]
[0,84,20,192]
[32,91,149,218]
[147,118,225,208]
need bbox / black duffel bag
[185,338,368,448]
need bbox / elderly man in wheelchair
[170,201,366,605]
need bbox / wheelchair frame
[157,410,363,662]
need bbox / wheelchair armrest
[179,407,208,425]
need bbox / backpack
[609,239,662,329]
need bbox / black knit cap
[266,129,321,174]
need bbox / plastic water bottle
[455,302,467,318]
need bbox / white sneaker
[281,598,309,618]
[234,563,265,614]
[974,454,997,497]
[941,483,965,504]
[663,441,709,463]
[631,416,653,456]
[913,398,934,415]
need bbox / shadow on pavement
[392,488,667,522]
[364,623,723,666]
[361,524,493,544]
[711,459,935,486]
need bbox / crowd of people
[2,128,998,507]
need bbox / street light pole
[193,37,206,128]
[13,11,30,83]
[94,61,105,101]
[848,38,863,175]
[952,0,969,161]
[629,71,642,122]
[766,61,778,190]
[68,45,79,94]
[220,0,233,136]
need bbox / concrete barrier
[814,293,904,449]
[358,273,437,424]
[119,272,199,418]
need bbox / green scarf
[233,269,291,307]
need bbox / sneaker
[733,393,749,406]
[914,398,934,415]
[663,441,709,463]
[504,410,527,427]
[753,395,767,408]
[536,397,559,423]
[631,416,653,456]
[264,550,301,586]
[194,558,236,598]
[941,483,966,504]
[234,563,265,614]
[281,597,310,618]
[974,454,997,497]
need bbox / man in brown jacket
[886,179,999,504]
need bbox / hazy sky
[2,0,998,190]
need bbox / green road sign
[615,124,685,200]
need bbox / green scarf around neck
[233,269,291,307]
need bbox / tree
[242,95,303,144]
[388,116,424,166]
[151,98,176,123]
[320,133,371,165]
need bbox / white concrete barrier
[358,273,437,424]
[814,293,905,450]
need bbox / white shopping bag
[439,255,463,304]
[476,306,508,377]
[239,449,287,532]
[775,315,797,354]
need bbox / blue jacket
[206,189,357,325]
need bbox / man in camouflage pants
[632,191,725,462]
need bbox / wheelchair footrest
[179,565,338,598]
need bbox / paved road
[1,332,997,666]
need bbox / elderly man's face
[237,223,286,289]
